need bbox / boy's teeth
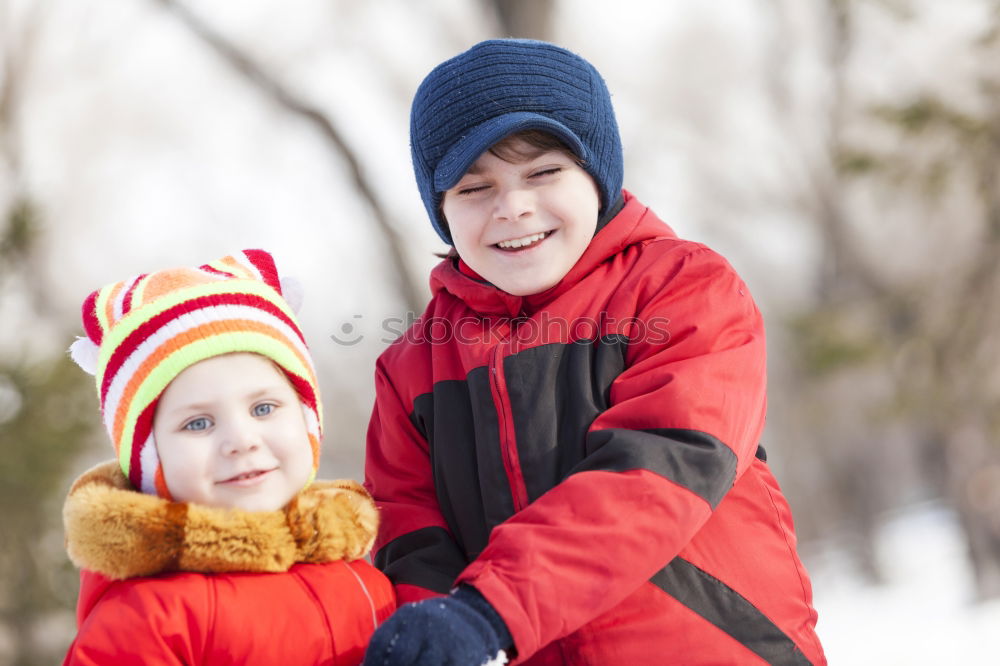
[497,232,547,249]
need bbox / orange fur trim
[63,461,378,580]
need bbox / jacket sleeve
[365,357,469,603]
[456,246,768,660]
[64,579,204,666]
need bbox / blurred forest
[1,0,999,663]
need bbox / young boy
[362,40,826,665]
[62,249,395,665]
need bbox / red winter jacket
[67,563,392,666]
[62,462,395,666]
[365,192,826,665]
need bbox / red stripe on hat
[121,274,148,315]
[279,368,318,416]
[100,293,304,404]
[242,249,282,293]
[128,400,158,490]
[199,264,238,279]
[82,290,103,345]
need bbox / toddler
[62,249,395,665]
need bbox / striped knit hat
[410,39,624,244]
[69,249,322,498]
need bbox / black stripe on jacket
[576,428,737,509]
[411,367,514,560]
[502,336,629,502]
[652,558,814,666]
[409,336,744,558]
[410,336,627,559]
[374,526,466,594]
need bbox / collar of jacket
[63,460,379,581]
[428,190,678,317]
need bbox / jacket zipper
[489,332,530,513]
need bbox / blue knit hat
[410,39,624,244]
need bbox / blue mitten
[362,585,513,666]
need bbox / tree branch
[152,0,424,314]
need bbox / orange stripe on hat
[141,268,222,305]
[308,432,321,471]
[153,465,173,501]
[103,282,125,329]
[218,255,256,279]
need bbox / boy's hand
[362,585,511,666]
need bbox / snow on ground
[809,502,1000,665]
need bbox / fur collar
[63,460,378,581]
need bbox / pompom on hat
[69,249,322,498]
[410,38,624,244]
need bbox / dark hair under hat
[410,39,624,244]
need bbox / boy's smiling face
[441,137,600,296]
[152,352,313,512]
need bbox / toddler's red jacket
[63,462,395,665]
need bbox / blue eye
[252,403,275,417]
[184,417,211,432]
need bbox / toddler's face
[441,138,600,296]
[152,352,314,512]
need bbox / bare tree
[760,0,1000,597]
[747,0,901,583]
[860,87,1000,598]
[151,0,424,315]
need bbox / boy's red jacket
[366,192,826,665]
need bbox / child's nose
[221,418,262,455]
[493,187,534,222]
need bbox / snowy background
[2,0,1000,663]
[811,502,1000,664]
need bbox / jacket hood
[428,190,678,316]
[63,460,378,581]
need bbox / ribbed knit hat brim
[432,112,586,192]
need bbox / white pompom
[69,336,99,375]
[280,276,304,313]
